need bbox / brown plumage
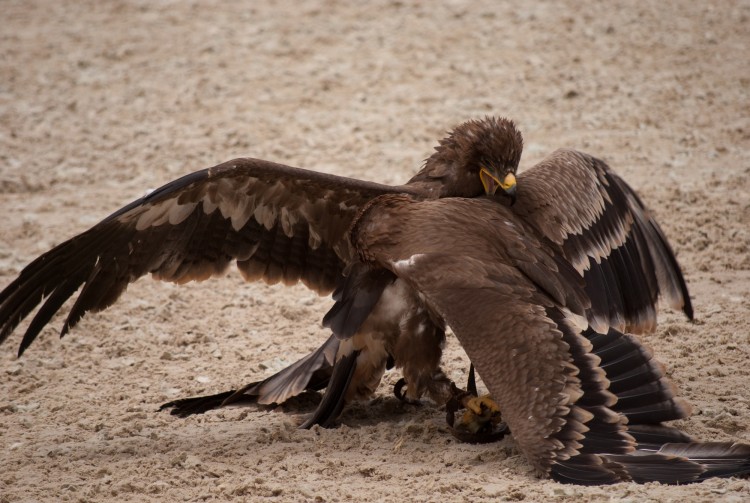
[3,117,736,485]
[165,142,694,420]
[0,117,517,353]
[349,195,748,484]
[1,117,526,425]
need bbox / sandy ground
[1,1,749,501]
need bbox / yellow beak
[480,169,517,200]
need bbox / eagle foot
[446,385,508,444]
[393,377,423,405]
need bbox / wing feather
[353,196,594,471]
[355,196,717,483]
[514,149,692,333]
[1,158,406,355]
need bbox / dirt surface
[1,1,749,501]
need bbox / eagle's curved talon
[393,378,422,405]
[394,377,407,400]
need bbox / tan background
[1,1,749,501]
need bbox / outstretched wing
[355,196,738,484]
[0,158,406,355]
[514,149,692,334]
[400,253,742,484]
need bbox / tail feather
[553,442,750,485]
[550,454,627,485]
[160,335,338,417]
[226,335,338,406]
[626,424,695,451]
[601,452,705,484]
[300,349,360,428]
[551,324,749,485]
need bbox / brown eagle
[4,117,746,484]
[161,126,696,426]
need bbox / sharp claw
[467,363,478,397]
[393,378,422,405]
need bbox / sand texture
[1,1,749,501]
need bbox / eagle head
[419,116,523,202]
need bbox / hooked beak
[480,168,517,204]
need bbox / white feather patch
[167,202,198,225]
[391,254,425,271]
[211,178,257,231]
[202,198,218,215]
[253,204,277,231]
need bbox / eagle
[3,117,747,484]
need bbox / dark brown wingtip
[17,323,50,357]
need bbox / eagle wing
[354,196,744,484]
[353,195,596,470]
[514,149,692,334]
[0,158,408,355]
